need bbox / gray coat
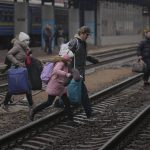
[7,39,30,66]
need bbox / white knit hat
[18,32,30,42]
[61,50,74,62]
[67,50,74,58]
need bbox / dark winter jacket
[137,39,150,59]
[68,35,87,79]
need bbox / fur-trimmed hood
[12,38,30,51]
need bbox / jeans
[81,81,92,117]
[33,93,73,119]
[4,91,33,106]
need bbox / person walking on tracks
[137,30,150,86]
[29,52,74,121]
[3,32,33,111]
[43,24,53,54]
[68,26,95,119]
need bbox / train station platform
[0,43,137,64]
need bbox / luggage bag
[132,59,147,73]
[7,67,30,94]
[67,79,82,105]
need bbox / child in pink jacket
[29,53,74,121]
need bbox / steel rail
[0,73,143,149]
[0,50,137,94]
[99,102,150,150]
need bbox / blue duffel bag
[7,67,30,94]
[67,79,82,105]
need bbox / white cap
[66,50,74,58]
[18,32,30,42]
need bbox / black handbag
[27,57,43,90]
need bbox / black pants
[81,81,92,117]
[143,69,150,82]
[33,93,73,119]
[44,40,52,54]
[4,91,33,106]
[143,59,150,82]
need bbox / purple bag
[7,67,30,94]
[40,62,54,83]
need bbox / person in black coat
[43,24,53,54]
[68,26,95,119]
[137,30,150,86]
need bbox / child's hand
[66,73,72,77]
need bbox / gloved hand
[138,56,143,60]
[15,62,25,68]
[66,73,72,78]
[72,68,81,81]
[15,63,19,68]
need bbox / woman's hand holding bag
[132,58,147,73]
[67,57,82,105]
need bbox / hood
[13,39,29,50]
[74,34,81,40]
[18,32,30,42]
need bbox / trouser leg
[143,59,150,82]
[61,93,73,120]
[143,69,150,82]
[4,92,12,105]
[26,91,33,107]
[44,42,48,52]
[33,95,55,115]
[48,40,52,54]
[81,81,92,117]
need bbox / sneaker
[22,97,27,101]
[86,112,97,121]
[144,82,150,86]
[2,105,9,111]
[54,98,64,108]
[86,117,97,122]
[9,99,13,104]
[68,115,74,121]
[67,120,77,126]
[86,111,98,118]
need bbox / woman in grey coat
[3,32,33,110]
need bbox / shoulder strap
[74,38,80,53]
[73,54,76,69]
[72,38,79,69]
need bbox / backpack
[40,62,54,83]
[27,57,43,90]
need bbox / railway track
[86,47,136,69]
[0,48,136,95]
[122,112,150,150]
[0,73,144,150]
[100,105,150,150]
